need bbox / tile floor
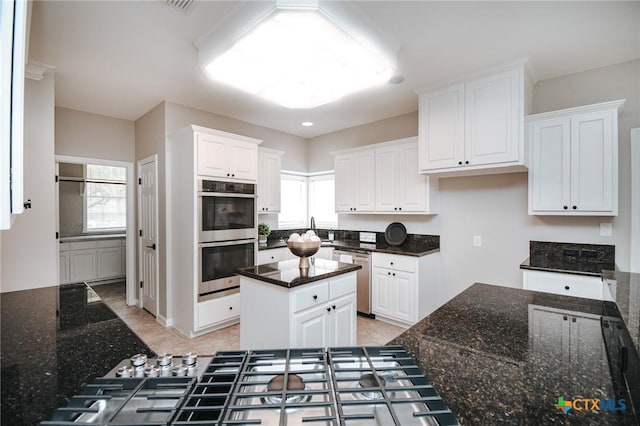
[91,281,406,356]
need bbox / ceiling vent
[165,0,193,12]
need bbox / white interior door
[138,156,158,316]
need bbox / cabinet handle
[229,306,233,310]
[332,305,336,310]
[564,285,570,290]
[465,161,469,165]
[563,315,568,321]
[458,161,462,165]
[572,317,576,323]
[270,256,274,260]
[398,207,402,211]
[387,272,391,275]
[392,273,396,276]
[390,262,394,266]
[326,307,331,312]
[394,207,397,211]
[572,205,577,210]
[563,206,568,210]
[227,173,230,177]
[265,207,268,211]
[313,295,318,300]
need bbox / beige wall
[314,60,640,306]
[308,111,417,172]
[1,74,57,293]
[164,102,308,171]
[55,107,135,161]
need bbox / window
[308,173,337,228]
[84,165,127,231]
[278,173,307,228]
[278,171,337,229]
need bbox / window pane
[309,174,337,228]
[86,164,126,181]
[86,182,126,230]
[279,174,307,228]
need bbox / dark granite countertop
[390,283,637,425]
[520,240,615,277]
[258,238,440,257]
[236,257,361,288]
[603,270,640,354]
[0,283,154,425]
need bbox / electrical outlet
[473,235,482,247]
[600,223,612,237]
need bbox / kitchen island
[236,257,361,350]
[390,281,638,425]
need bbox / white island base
[240,271,357,350]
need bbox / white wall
[311,60,640,306]
[55,107,135,161]
[1,73,57,293]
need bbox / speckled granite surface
[390,283,637,425]
[0,283,155,425]
[521,241,615,276]
[259,232,440,257]
[236,257,361,288]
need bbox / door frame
[137,155,159,316]
[631,128,639,272]
[55,155,136,305]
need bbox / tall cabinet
[167,125,262,338]
[528,100,624,216]
[257,147,283,213]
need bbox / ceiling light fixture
[301,121,314,127]
[195,1,400,109]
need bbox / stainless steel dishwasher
[333,248,372,315]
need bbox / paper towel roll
[339,254,353,263]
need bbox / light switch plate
[600,223,613,237]
[360,232,376,243]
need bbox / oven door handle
[198,239,257,248]
[198,192,257,199]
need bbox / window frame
[82,164,127,233]
[277,171,308,229]
[308,172,337,229]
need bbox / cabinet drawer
[293,281,328,313]
[329,272,356,299]
[372,253,416,272]
[197,293,240,329]
[97,238,125,248]
[523,270,603,300]
[69,241,97,250]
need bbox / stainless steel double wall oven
[197,179,257,302]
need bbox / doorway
[138,155,159,316]
[55,155,136,305]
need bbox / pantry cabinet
[371,252,439,326]
[334,151,375,213]
[257,147,283,213]
[196,126,261,181]
[418,59,530,177]
[528,100,624,216]
[375,138,439,213]
[240,271,357,349]
[333,138,438,215]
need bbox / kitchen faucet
[310,216,316,233]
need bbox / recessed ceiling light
[202,9,394,109]
[301,121,314,127]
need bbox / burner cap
[130,354,147,367]
[359,373,385,389]
[267,374,305,392]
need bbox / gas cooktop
[40,346,458,425]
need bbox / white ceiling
[29,1,640,138]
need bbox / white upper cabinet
[418,59,531,177]
[375,138,439,214]
[335,138,438,215]
[196,127,261,181]
[257,147,283,213]
[528,100,624,216]
[334,150,375,213]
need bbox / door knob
[146,243,157,250]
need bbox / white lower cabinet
[97,247,124,279]
[257,247,289,264]
[60,238,126,284]
[59,251,70,284]
[197,293,240,330]
[371,252,438,326]
[240,271,357,349]
[523,269,604,300]
[69,249,97,282]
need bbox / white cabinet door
[230,141,258,181]
[334,152,375,213]
[570,112,614,212]
[397,142,428,212]
[465,68,520,166]
[197,293,240,329]
[59,252,70,284]
[257,247,288,265]
[529,117,571,212]
[371,267,394,318]
[69,249,97,282]
[293,306,329,348]
[374,145,398,212]
[330,293,356,346]
[419,85,465,171]
[258,149,281,213]
[392,270,416,324]
[97,247,124,279]
[197,133,228,178]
